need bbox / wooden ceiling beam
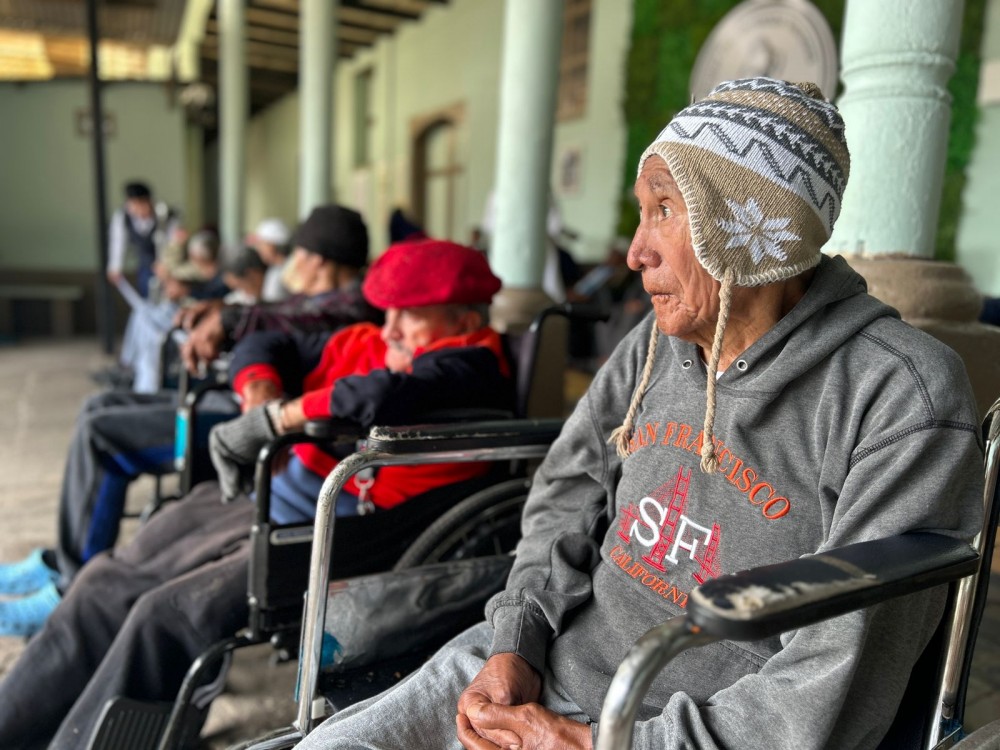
[353,0,430,19]
[337,6,407,30]
[203,34,298,61]
[206,18,299,48]
[252,0,425,24]
[245,7,298,32]
[201,42,298,73]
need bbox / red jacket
[233,323,513,509]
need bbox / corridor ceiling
[0,0,447,113]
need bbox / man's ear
[457,308,483,334]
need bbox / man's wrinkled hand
[457,654,541,749]
[175,300,215,331]
[240,379,282,412]
[182,309,226,374]
[460,702,592,750]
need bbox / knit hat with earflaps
[610,77,850,473]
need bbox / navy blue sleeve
[229,330,331,397]
[330,346,515,428]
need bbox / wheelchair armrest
[689,532,978,641]
[366,418,565,454]
[303,418,368,441]
[254,422,366,524]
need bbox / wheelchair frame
[291,417,565,735]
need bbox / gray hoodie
[486,255,983,749]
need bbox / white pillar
[299,0,337,216]
[218,0,246,251]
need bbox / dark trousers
[0,483,253,750]
[55,390,237,588]
[55,391,177,584]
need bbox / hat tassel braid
[609,320,660,459]
[700,268,735,474]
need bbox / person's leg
[296,622,591,750]
[55,390,178,583]
[0,484,252,750]
[0,391,176,597]
[268,454,360,524]
[137,257,153,299]
[49,536,251,748]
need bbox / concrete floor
[0,337,998,748]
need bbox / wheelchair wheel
[393,477,530,569]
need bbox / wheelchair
[596,397,1000,749]
[87,303,607,750]
[232,407,1000,750]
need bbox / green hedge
[617,0,984,261]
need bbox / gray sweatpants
[0,482,252,750]
[296,622,592,750]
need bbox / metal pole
[86,0,114,354]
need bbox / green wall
[957,0,1000,294]
[616,0,845,237]
[0,81,188,272]
[242,0,633,262]
[244,89,300,232]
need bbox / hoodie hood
[677,254,900,394]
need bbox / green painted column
[490,0,564,288]
[957,0,1000,293]
[299,0,337,217]
[489,0,567,417]
[830,0,1000,421]
[827,0,963,257]
[219,0,246,250]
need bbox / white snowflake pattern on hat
[717,198,800,265]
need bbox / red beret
[362,239,502,309]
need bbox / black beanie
[124,181,152,199]
[293,205,369,268]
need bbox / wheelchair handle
[596,617,716,750]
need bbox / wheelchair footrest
[87,697,174,750]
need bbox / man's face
[381,305,470,373]
[281,247,321,294]
[253,240,282,266]
[628,156,719,344]
[125,197,153,220]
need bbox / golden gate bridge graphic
[616,465,721,584]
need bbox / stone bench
[0,283,85,337]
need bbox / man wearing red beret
[0,240,513,750]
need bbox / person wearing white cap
[293,78,983,750]
[250,217,292,302]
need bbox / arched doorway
[411,103,465,240]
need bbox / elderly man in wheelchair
[0,239,515,750]
[285,78,985,750]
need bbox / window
[353,67,374,168]
[556,0,591,121]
